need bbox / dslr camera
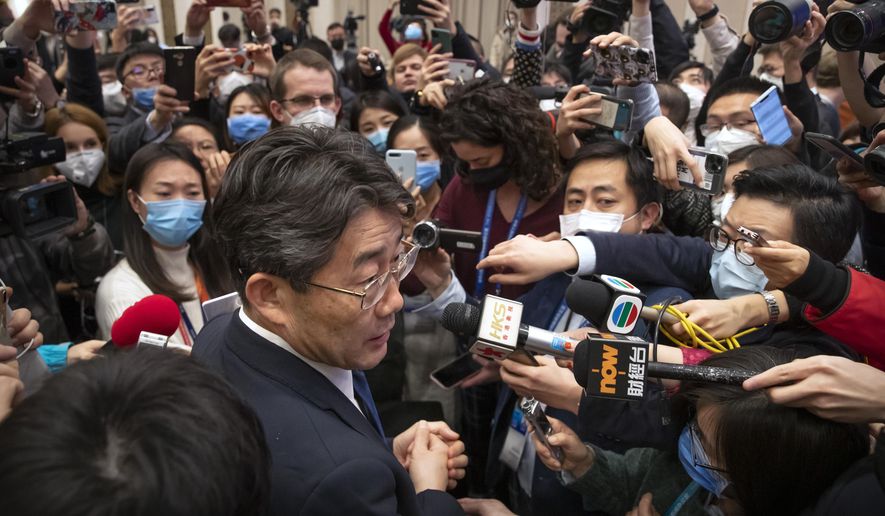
[825,0,885,53]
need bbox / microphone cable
[650,304,760,353]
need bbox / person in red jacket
[379,0,439,55]
[745,240,885,370]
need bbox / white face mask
[289,106,337,129]
[102,80,128,116]
[758,72,784,91]
[55,149,105,187]
[559,210,638,237]
[216,71,252,104]
[711,191,736,223]
[705,126,759,155]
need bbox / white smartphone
[447,59,476,83]
[140,5,159,25]
[750,85,791,146]
[385,149,417,184]
[201,292,242,322]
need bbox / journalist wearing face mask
[95,142,236,347]
[350,90,406,154]
[437,77,564,301]
[268,49,342,130]
[45,104,126,249]
[388,115,448,225]
[224,83,273,149]
[531,346,869,516]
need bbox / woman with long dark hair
[95,141,235,346]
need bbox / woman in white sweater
[96,142,235,346]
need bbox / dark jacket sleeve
[862,207,885,280]
[108,113,155,175]
[452,22,499,79]
[649,0,690,79]
[783,79,820,136]
[588,232,714,295]
[562,36,589,86]
[712,40,754,89]
[65,44,103,116]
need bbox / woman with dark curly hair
[420,77,562,303]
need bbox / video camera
[412,220,482,253]
[343,10,365,50]
[0,133,73,239]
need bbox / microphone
[107,295,181,350]
[572,336,760,400]
[440,296,581,361]
[566,276,679,334]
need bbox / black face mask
[463,161,511,189]
[330,38,345,51]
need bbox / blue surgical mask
[709,245,769,299]
[366,127,390,153]
[137,196,206,247]
[404,24,423,41]
[132,87,156,110]
[416,159,441,191]
[227,114,271,145]
[677,425,730,497]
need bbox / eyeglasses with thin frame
[278,94,337,110]
[125,64,165,81]
[688,420,728,474]
[706,224,756,266]
[305,240,418,310]
[699,119,758,138]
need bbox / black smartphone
[431,28,453,54]
[430,352,483,389]
[400,0,432,16]
[0,47,25,102]
[163,46,196,102]
[676,147,728,196]
[806,131,865,171]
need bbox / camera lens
[826,10,867,51]
[412,221,438,249]
[749,0,811,44]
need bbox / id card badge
[499,406,528,471]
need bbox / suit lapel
[224,314,386,445]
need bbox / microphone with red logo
[106,295,182,350]
[565,276,678,334]
[440,295,581,363]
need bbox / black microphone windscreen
[565,279,611,326]
[572,340,590,388]
[441,302,481,337]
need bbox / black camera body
[0,133,75,239]
[581,0,631,36]
[825,0,885,53]
[412,220,482,253]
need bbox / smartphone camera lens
[636,50,649,64]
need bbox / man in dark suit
[327,22,357,79]
[194,126,467,515]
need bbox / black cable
[652,295,682,366]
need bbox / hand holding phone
[751,85,792,146]
[675,147,728,196]
[386,149,418,184]
[164,47,196,102]
[520,397,563,462]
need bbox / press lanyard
[474,189,528,299]
[664,481,700,516]
[178,305,198,346]
[548,298,569,331]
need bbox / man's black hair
[115,42,162,82]
[566,139,663,208]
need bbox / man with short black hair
[195,126,466,515]
[0,347,271,516]
[327,21,356,75]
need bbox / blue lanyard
[178,304,198,344]
[548,298,569,331]
[474,189,528,298]
[664,481,701,516]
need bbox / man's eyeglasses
[124,64,165,81]
[706,225,756,266]
[305,241,419,310]
[699,119,757,137]
[688,420,728,474]
[278,94,337,110]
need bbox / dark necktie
[352,370,386,440]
